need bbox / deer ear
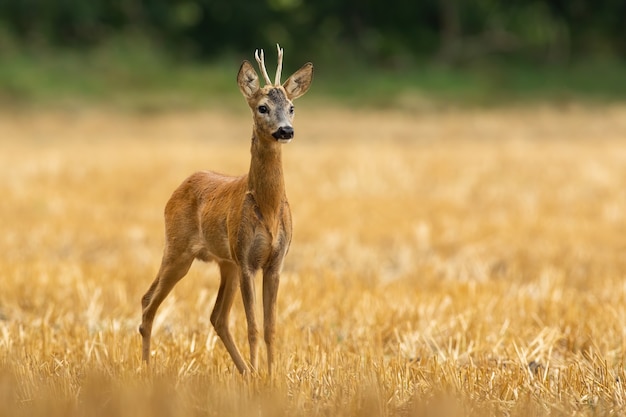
[237,61,260,99]
[283,62,313,100]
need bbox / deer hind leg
[140,249,194,363]
[210,262,249,374]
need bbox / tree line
[1,0,624,66]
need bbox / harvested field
[1,105,625,416]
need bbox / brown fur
[139,54,313,375]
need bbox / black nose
[273,126,294,140]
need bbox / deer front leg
[240,265,259,372]
[263,264,280,375]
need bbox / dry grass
[1,104,625,416]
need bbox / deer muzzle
[272,126,294,142]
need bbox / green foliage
[0,34,240,109]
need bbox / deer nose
[273,126,294,140]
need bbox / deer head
[237,44,314,144]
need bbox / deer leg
[262,266,280,375]
[210,262,248,374]
[240,266,259,372]
[140,251,194,363]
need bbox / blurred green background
[0,0,624,108]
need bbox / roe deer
[139,45,313,375]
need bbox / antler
[255,44,284,86]
[254,49,273,86]
[274,44,284,85]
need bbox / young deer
[139,45,313,375]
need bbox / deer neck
[247,133,286,229]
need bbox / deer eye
[258,105,269,114]
[289,105,295,114]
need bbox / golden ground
[1,105,625,416]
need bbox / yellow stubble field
[0,104,625,416]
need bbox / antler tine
[274,44,284,86]
[254,49,272,86]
